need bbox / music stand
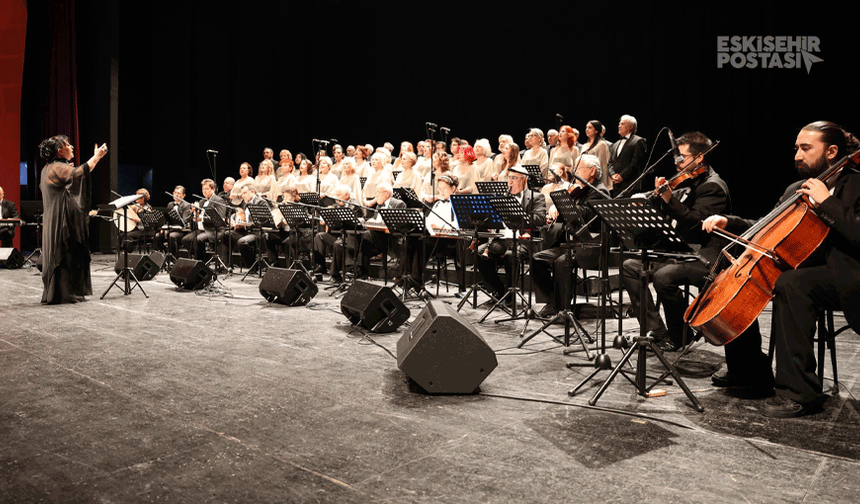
[101,194,149,299]
[378,208,429,300]
[392,187,422,208]
[477,195,535,327]
[522,164,543,190]
[242,203,275,279]
[519,190,593,355]
[278,203,313,275]
[319,207,362,295]
[573,198,704,412]
[476,181,508,195]
[451,195,505,311]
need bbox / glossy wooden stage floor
[2,254,859,503]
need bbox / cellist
[620,131,733,353]
[702,121,860,418]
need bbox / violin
[652,164,707,199]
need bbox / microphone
[207,149,219,154]
[667,129,684,164]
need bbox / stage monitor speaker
[114,251,165,281]
[169,258,214,290]
[397,300,498,394]
[259,267,318,306]
[0,248,25,269]
[340,280,410,333]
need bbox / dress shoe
[654,338,680,352]
[538,303,557,318]
[330,274,344,284]
[711,370,774,398]
[761,395,821,418]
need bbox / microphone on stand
[207,149,219,154]
[667,129,684,164]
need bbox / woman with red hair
[453,145,479,194]
[549,125,581,176]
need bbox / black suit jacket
[0,199,20,238]
[542,182,608,249]
[608,134,647,194]
[726,168,860,333]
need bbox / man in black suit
[620,131,731,353]
[533,157,608,317]
[328,186,368,283]
[0,185,21,247]
[182,179,229,269]
[608,114,647,196]
[477,165,547,302]
[703,121,860,418]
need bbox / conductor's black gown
[40,160,92,304]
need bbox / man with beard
[702,121,860,418]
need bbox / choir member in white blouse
[278,149,294,175]
[474,138,495,181]
[492,134,513,180]
[540,161,573,209]
[393,151,422,193]
[414,140,433,177]
[228,162,256,205]
[521,128,549,177]
[392,141,414,171]
[420,151,453,204]
[330,144,346,178]
[317,156,339,197]
[337,157,364,201]
[494,141,521,182]
[548,125,580,173]
[452,145,479,195]
[362,152,394,204]
[353,145,372,177]
[293,158,318,194]
[254,159,277,196]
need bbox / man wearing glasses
[476,165,546,303]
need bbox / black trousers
[621,257,710,345]
[531,246,575,310]
[476,238,529,298]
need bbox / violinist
[701,121,860,418]
[533,156,606,317]
[265,187,309,267]
[620,131,731,353]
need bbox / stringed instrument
[684,148,860,345]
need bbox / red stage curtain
[0,0,27,248]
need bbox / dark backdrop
[21,0,858,247]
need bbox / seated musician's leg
[620,258,667,337]
[651,260,710,348]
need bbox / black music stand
[319,206,362,295]
[476,181,508,195]
[200,202,231,275]
[278,203,313,275]
[572,198,704,412]
[393,187,422,208]
[522,164,543,190]
[477,195,536,328]
[378,208,429,300]
[451,194,505,311]
[519,190,593,354]
[101,194,148,299]
[242,204,275,280]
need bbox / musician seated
[181,179,230,268]
[120,188,155,253]
[160,185,193,257]
[265,187,311,267]
[400,174,465,291]
[356,183,406,279]
[328,186,366,283]
[0,185,21,248]
[476,165,546,304]
[314,185,357,276]
[619,131,730,352]
[533,157,605,317]
[228,185,267,270]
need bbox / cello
[684,149,860,345]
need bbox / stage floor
[2,253,859,503]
